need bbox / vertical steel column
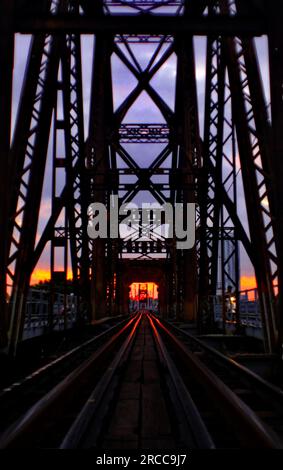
[201,1,239,331]
[223,37,277,352]
[201,34,226,306]
[49,23,89,327]
[88,34,113,321]
[0,0,14,347]
[50,66,69,331]
[169,240,178,318]
[62,16,90,312]
[201,0,277,351]
[175,35,201,322]
[268,2,283,355]
[7,0,63,355]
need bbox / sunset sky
[130,283,159,301]
[12,32,270,293]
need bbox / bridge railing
[211,287,262,329]
[21,288,78,335]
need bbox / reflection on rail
[1,312,283,449]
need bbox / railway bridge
[1,0,283,450]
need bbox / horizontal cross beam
[9,14,266,36]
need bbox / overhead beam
[10,14,266,36]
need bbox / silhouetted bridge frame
[0,0,283,360]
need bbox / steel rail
[150,315,283,449]
[60,314,142,448]
[62,312,215,449]
[159,317,283,409]
[0,314,140,449]
[0,315,129,403]
[148,314,215,449]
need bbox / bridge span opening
[129,282,159,313]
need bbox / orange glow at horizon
[31,268,73,285]
[130,282,158,301]
[31,267,257,293]
[240,275,257,291]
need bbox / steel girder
[195,0,278,349]
[87,33,114,320]
[201,33,229,322]
[3,0,267,35]
[50,27,89,327]
[109,35,176,211]
[6,0,89,354]
[267,1,283,357]
[86,30,178,317]
[174,35,201,322]
[1,0,282,355]
[10,13,267,36]
[197,0,277,351]
[7,9,63,354]
[218,0,277,352]
[200,15,241,330]
[0,1,15,347]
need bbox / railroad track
[61,313,213,450]
[0,315,132,435]
[152,315,283,448]
[0,312,283,449]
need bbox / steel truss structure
[0,0,282,356]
